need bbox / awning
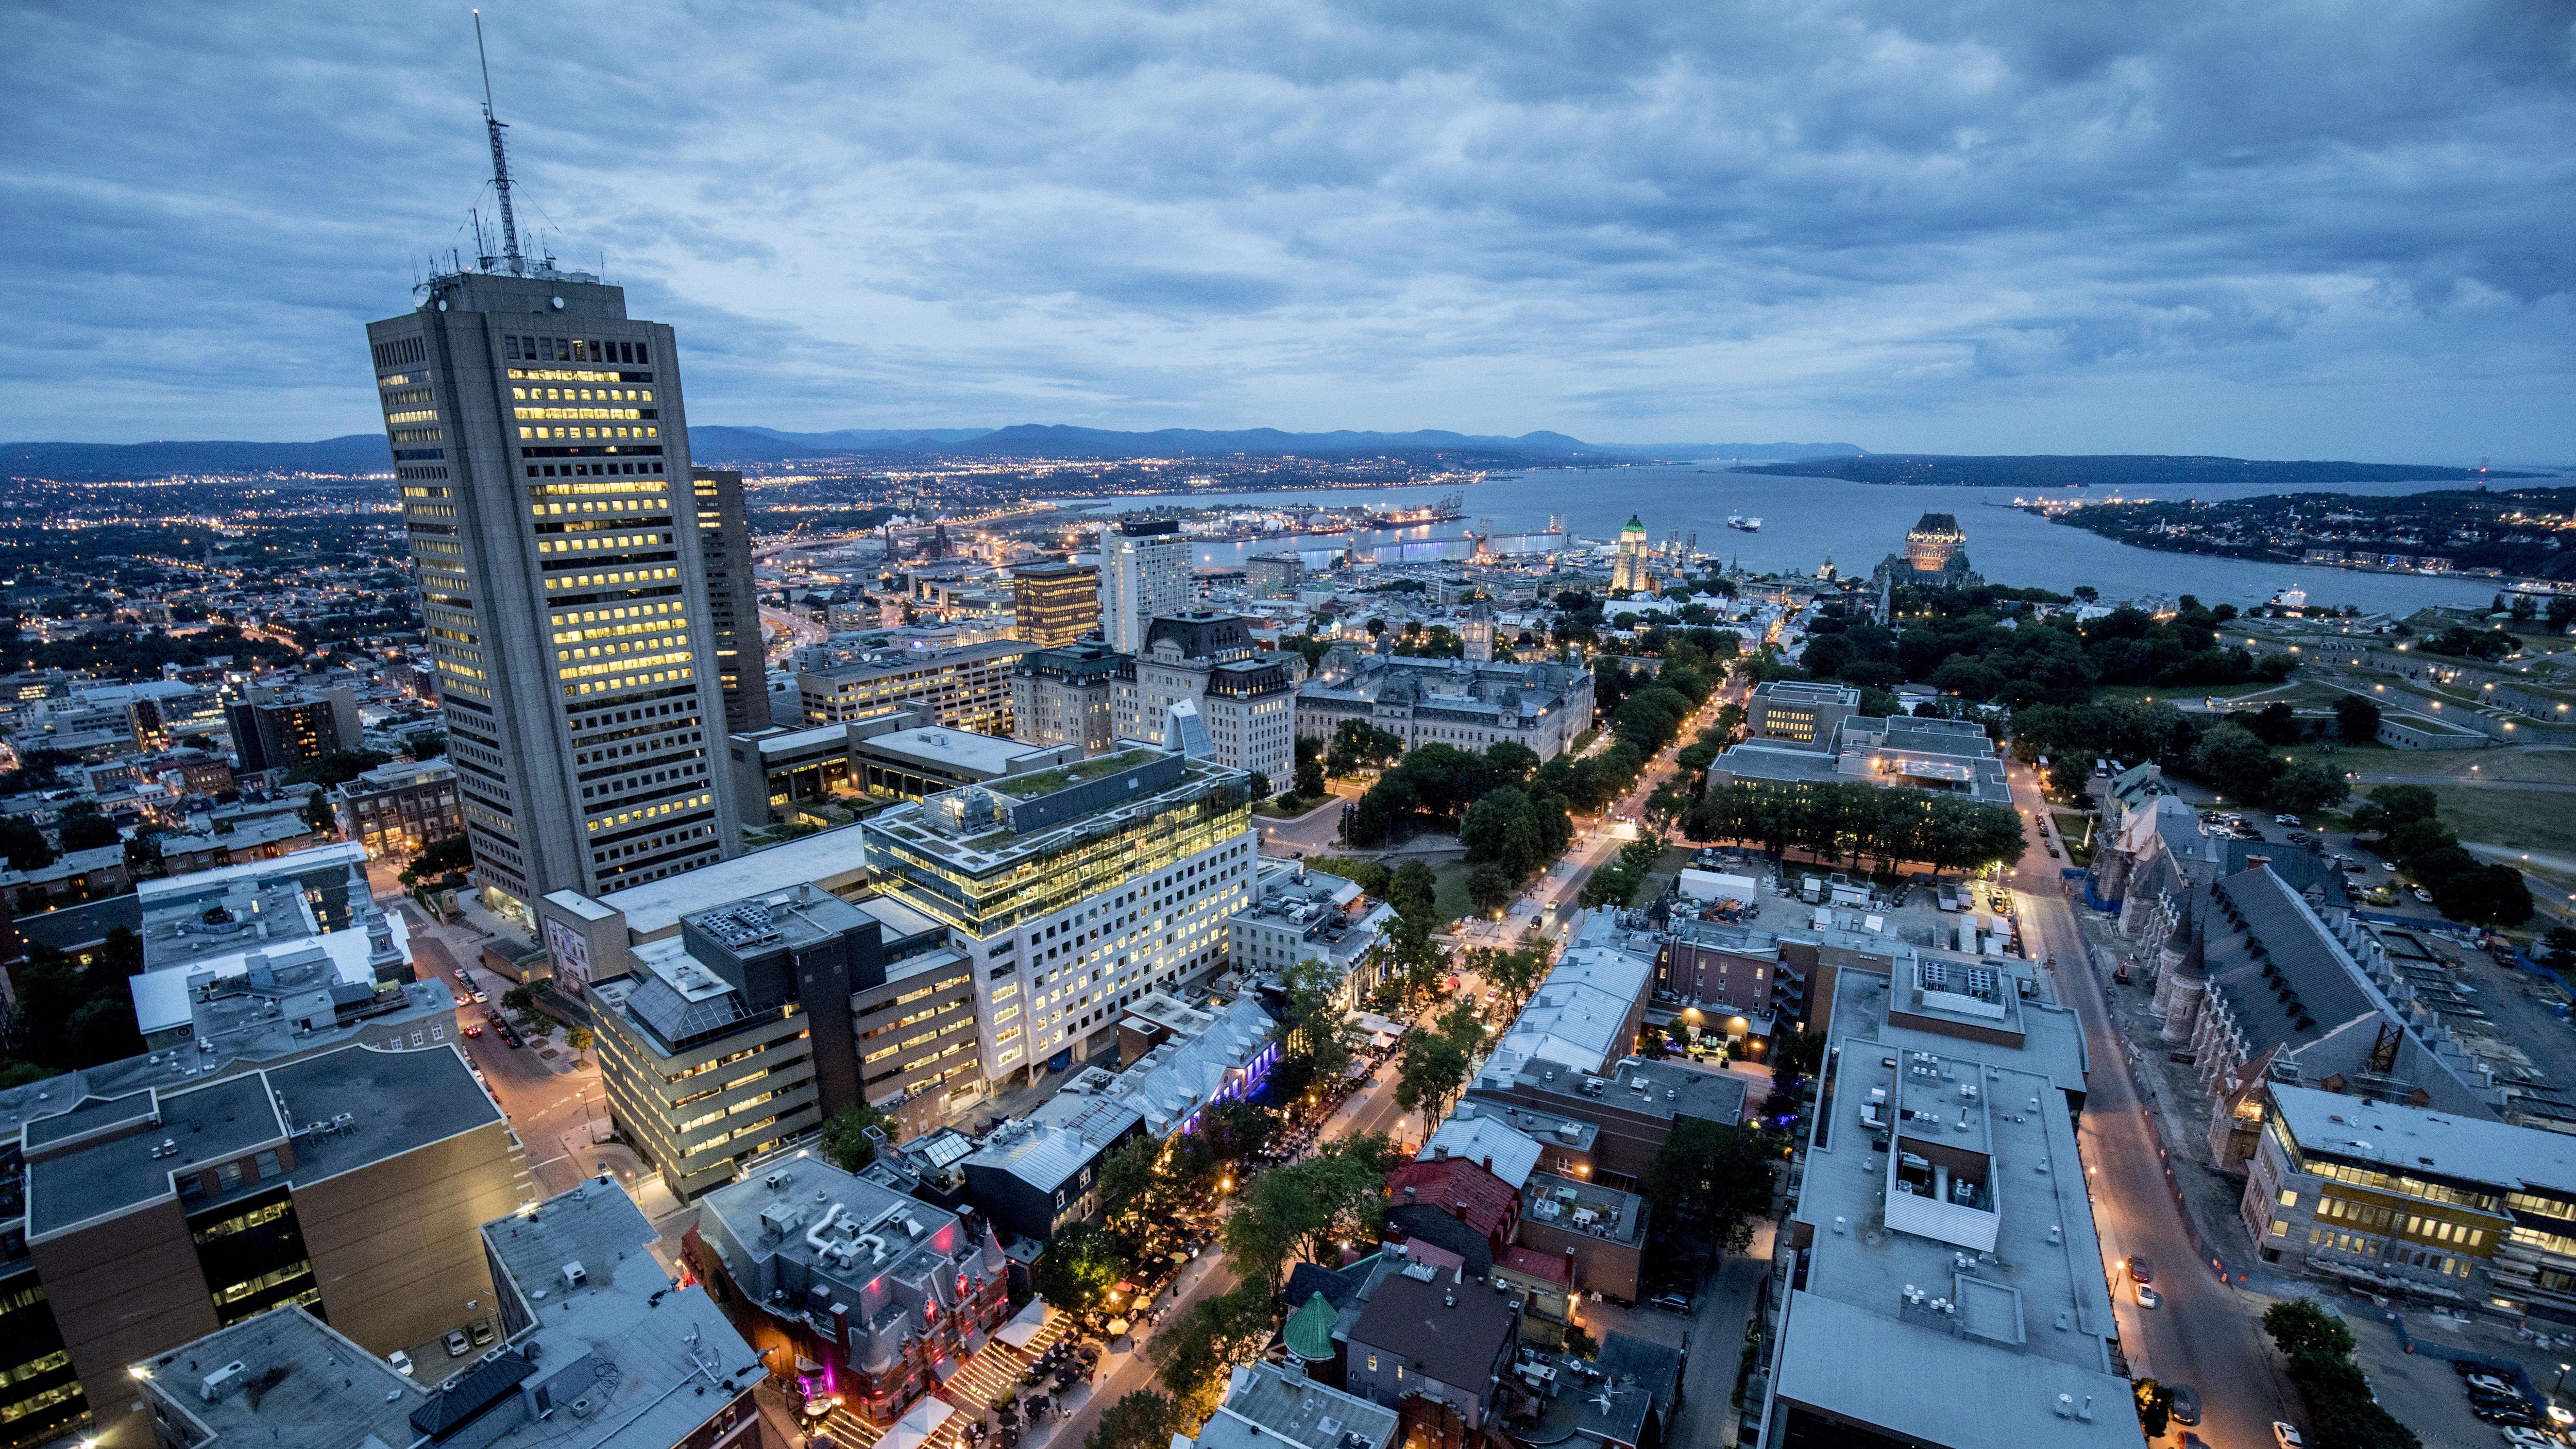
[996,1297,1052,1349]
[884,1395,956,1449]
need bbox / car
[2277,813,2302,826]
[471,989,489,1003]
[387,1349,415,1377]
[469,1319,495,1346]
[2136,1285,2161,1309]
[1649,1292,1691,1314]
[452,994,471,1008]
[2467,1373,2514,1394]
[2500,1427,2557,1448]
[2271,1424,2303,1449]
[464,1023,484,1037]
[2170,1384,2200,1426]
[2342,862,2369,874]
[444,1329,470,1358]
[2414,888,2435,902]
[2127,1255,2154,1284]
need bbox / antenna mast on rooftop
[473,10,526,277]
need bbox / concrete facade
[366,271,738,909]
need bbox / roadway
[1998,765,2298,1446]
[403,920,645,1209]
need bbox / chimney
[1481,1155,1493,1175]
[1404,1185,1417,1204]
[1452,1201,1468,1222]
[1564,1247,1578,1287]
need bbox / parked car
[2414,887,2435,902]
[444,1329,470,1358]
[2136,1285,2161,1309]
[2269,1424,2302,1449]
[1650,1292,1692,1314]
[387,1350,415,1377]
[464,1023,484,1037]
[2127,1255,2154,1284]
[2499,1427,2556,1448]
[2170,1384,2200,1426]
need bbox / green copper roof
[1622,514,1646,532]
[1284,1289,1338,1362]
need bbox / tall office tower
[1094,519,1192,654]
[1010,560,1100,647]
[692,467,770,734]
[367,276,734,911]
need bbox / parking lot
[2335,1298,2576,1449]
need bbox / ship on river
[1368,489,1466,528]
[1727,515,1762,532]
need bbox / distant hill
[1735,454,2530,488]
[696,423,1870,462]
[2,426,1871,479]
[2,435,393,481]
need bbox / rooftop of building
[1480,944,1653,1079]
[135,1305,426,1449]
[333,757,456,795]
[1344,1266,1519,1389]
[2269,1083,2576,1197]
[1195,1361,1398,1449]
[862,751,1246,885]
[1421,1109,1569,1187]
[1524,1170,1645,1247]
[589,826,874,939]
[1751,680,1861,705]
[1388,1156,1519,1239]
[693,1156,1005,1377]
[796,636,1028,678]
[970,1093,1144,1194]
[23,1040,500,1240]
[465,1181,767,1449]
[1772,957,2136,1448]
[1041,992,1276,1138]
[1479,1055,1750,1127]
[129,922,413,1043]
[1573,1332,1680,1448]
[851,723,1061,778]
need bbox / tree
[2269,760,2348,818]
[1388,860,1438,922]
[1293,736,1326,799]
[281,747,392,789]
[1224,1138,1394,1284]
[1148,1280,1276,1424]
[1033,1221,1123,1312]
[0,816,54,872]
[1243,770,1272,802]
[1088,1391,1183,1449]
[1642,1116,1779,1253]
[2331,693,2382,744]
[1394,1030,1469,1133]
[303,788,336,838]
[820,1102,890,1171]
[1467,864,1513,915]
[2429,863,2532,928]
[2187,722,2280,805]
[2262,1299,2354,1360]
[56,803,117,853]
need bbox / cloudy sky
[5,1,2571,458]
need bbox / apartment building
[1010,641,1121,757]
[329,758,463,861]
[694,467,772,736]
[223,688,361,776]
[1094,520,1192,655]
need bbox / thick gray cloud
[2,0,2570,457]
